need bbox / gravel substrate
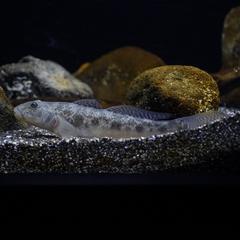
[0,108,240,173]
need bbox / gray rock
[0,56,93,101]
[0,107,240,173]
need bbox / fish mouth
[14,107,23,120]
[14,108,32,127]
[14,107,28,124]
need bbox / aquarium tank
[0,0,240,183]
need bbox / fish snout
[14,107,34,127]
[14,107,23,120]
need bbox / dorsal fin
[106,105,175,120]
[74,99,102,109]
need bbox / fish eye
[30,102,38,109]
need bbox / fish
[14,100,229,139]
[74,99,175,120]
[74,99,102,109]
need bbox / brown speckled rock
[75,46,165,105]
[127,65,220,116]
[222,6,240,68]
[0,87,25,132]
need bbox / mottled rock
[0,107,239,173]
[222,6,240,68]
[75,46,165,105]
[0,56,93,102]
[127,65,220,116]
[0,87,25,132]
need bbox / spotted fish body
[14,100,229,139]
[73,99,175,120]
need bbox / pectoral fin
[53,116,81,138]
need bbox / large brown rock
[0,87,25,132]
[127,65,220,116]
[222,6,240,68]
[75,46,165,105]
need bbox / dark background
[1,0,240,223]
[0,0,239,73]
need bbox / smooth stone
[222,6,240,68]
[74,62,91,76]
[127,65,220,116]
[75,46,165,106]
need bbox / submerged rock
[0,87,25,132]
[215,6,240,106]
[75,46,165,105]
[222,6,240,68]
[0,107,239,173]
[0,56,93,102]
[212,67,240,107]
[74,62,91,76]
[127,65,220,116]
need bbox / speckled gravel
[0,108,240,173]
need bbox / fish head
[14,100,59,130]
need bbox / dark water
[0,0,239,72]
